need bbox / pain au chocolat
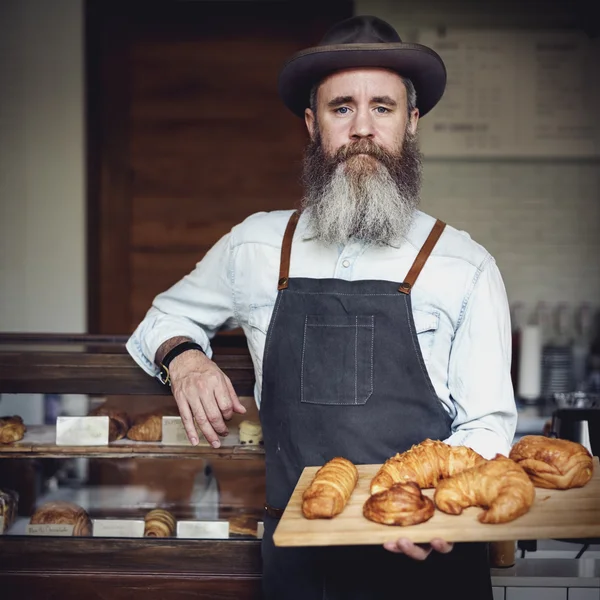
[509,435,594,490]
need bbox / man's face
[305,68,419,159]
[300,68,423,247]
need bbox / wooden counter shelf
[0,424,264,459]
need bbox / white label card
[162,416,210,446]
[177,520,229,539]
[0,515,5,535]
[27,523,75,536]
[93,519,145,538]
[257,521,264,540]
[56,416,109,446]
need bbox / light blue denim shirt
[127,209,517,459]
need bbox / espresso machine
[550,392,600,457]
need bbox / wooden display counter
[0,333,264,600]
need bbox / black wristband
[158,341,205,386]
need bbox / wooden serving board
[273,457,600,547]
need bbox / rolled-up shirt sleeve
[126,232,238,378]
[443,256,518,459]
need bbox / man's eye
[375,106,389,114]
[335,107,350,114]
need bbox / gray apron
[260,211,492,600]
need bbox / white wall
[0,0,85,423]
[356,0,600,323]
[0,0,85,334]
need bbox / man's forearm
[154,336,192,366]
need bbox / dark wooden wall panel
[87,1,353,335]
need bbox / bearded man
[127,15,516,600]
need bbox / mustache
[332,138,397,164]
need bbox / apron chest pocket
[301,314,374,406]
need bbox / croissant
[370,439,486,494]
[0,488,19,533]
[434,454,535,524]
[302,457,358,519]
[509,435,594,490]
[89,405,131,441]
[144,508,176,537]
[127,407,178,442]
[0,415,26,444]
[30,501,92,536]
[363,481,435,526]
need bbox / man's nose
[349,108,375,139]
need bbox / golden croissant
[302,457,358,519]
[89,405,131,441]
[363,481,435,526]
[127,407,178,442]
[144,508,176,537]
[0,415,26,444]
[434,454,535,524]
[30,501,92,536]
[370,439,486,494]
[509,435,594,490]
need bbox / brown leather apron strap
[278,210,300,290]
[398,219,446,294]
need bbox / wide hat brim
[278,42,447,118]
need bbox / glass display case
[0,333,264,600]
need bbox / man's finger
[202,392,229,437]
[189,397,221,448]
[173,394,199,446]
[383,538,432,560]
[215,385,234,421]
[225,376,246,414]
[430,538,454,554]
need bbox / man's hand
[383,538,453,560]
[168,350,246,447]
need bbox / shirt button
[342,259,350,268]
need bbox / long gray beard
[300,132,423,246]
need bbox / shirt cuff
[126,319,213,380]
[443,428,513,460]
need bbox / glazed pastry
[370,439,486,494]
[363,481,435,526]
[127,407,178,442]
[0,488,19,533]
[239,420,263,445]
[89,405,131,441]
[434,454,535,524]
[509,435,594,490]
[0,415,26,444]
[30,501,92,536]
[302,457,358,519]
[229,514,258,537]
[144,508,176,537]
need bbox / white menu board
[416,29,600,157]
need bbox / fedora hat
[278,15,446,118]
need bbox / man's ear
[305,108,316,140]
[408,108,419,135]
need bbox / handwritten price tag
[56,416,109,446]
[162,416,210,446]
[27,523,75,536]
[177,520,229,539]
[93,519,144,538]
